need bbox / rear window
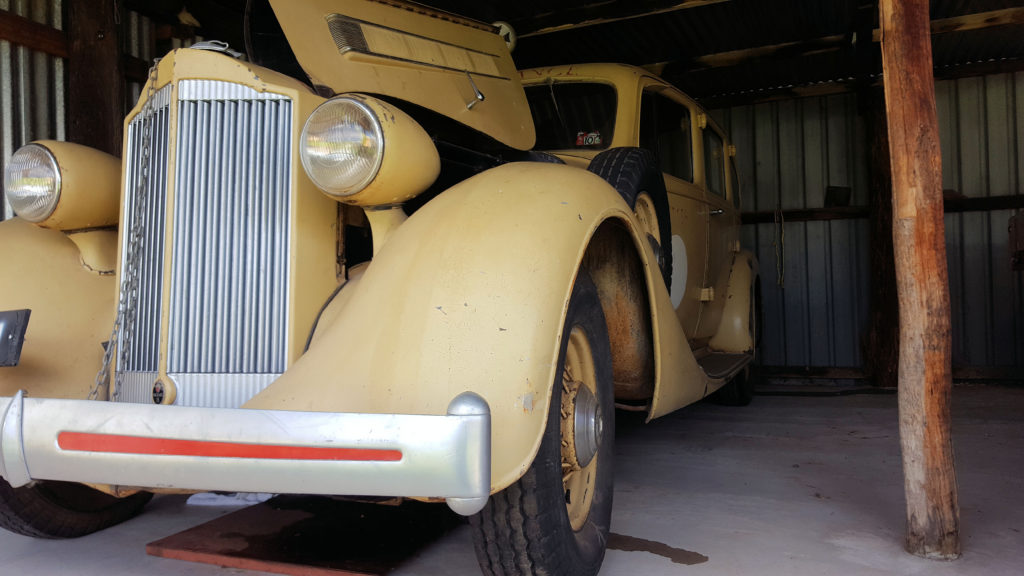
[525,82,617,150]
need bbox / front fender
[245,162,638,492]
[0,219,115,398]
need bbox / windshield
[525,82,617,151]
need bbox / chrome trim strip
[0,392,491,516]
[0,392,29,486]
[168,373,281,408]
[177,79,289,101]
[115,371,159,404]
[326,14,501,58]
[119,86,171,373]
[326,14,508,80]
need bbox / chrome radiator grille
[168,80,292,374]
[117,80,293,407]
[120,85,171,373]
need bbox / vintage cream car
[0,1,757,575]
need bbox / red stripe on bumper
[57,432,403,462]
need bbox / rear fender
[0,219,115,398]
[708,251,759,354]
[246,162,707,491]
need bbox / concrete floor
[1,385,1021,575]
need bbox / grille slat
[117,79,293,407]
[169,82,293,375]
[119,86,170,373]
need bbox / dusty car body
[0,0,756,573]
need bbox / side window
[703,128,725,197]
[639,91,692,182]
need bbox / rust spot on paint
[520,392,534,413]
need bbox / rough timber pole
[878,0,960,559]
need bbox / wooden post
[67,0,124,155]
[878,0,960,559]
[864,87,899,390]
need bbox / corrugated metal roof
[424,0,1024,103]
[122,1,1024,104]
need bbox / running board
[696,352,752,380]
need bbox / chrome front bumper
[0,391,490,515]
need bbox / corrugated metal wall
[123,11,203,109]
[715,95,872,372]
[936,73,1024,371]
[0,0,64,220]
[124,10,154,110]
[714,72,1024,377]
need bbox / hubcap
[573,384,601,468]
[560,326,600,531]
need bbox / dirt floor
[1,385,1021,575]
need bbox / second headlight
[299,94,440,207]
[300,97,384,198]
[4,144,61,223]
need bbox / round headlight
[300,97,384,197]
[4,144,61,222]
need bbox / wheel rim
[560,326,601,532]
[633,193,661,243]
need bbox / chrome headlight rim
[300,96,385,198]
[5,143,62,223]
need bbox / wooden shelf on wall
[742,194,1024,225]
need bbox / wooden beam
[917,6,1024,37]
[864,87,900,391]
[649,34,847,76]
[697,54,1024,109]
[759,366,868,380]
[880,0,960,560]
[691,34,847,70]
[952,366,1024,381]
[517,0,727,38]
[67,0,124,156]
[741,206,869,225]
[943,194,1024,213]
[0,9,68,58]
[124,54,151,83]
[697,79,863,109]
[758,365,1022,382]
[740,194,1023,225]
[650,7,1024,76]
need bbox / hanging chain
[89,62,161,401]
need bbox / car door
[638,83,707,339]
[694,121,741,339]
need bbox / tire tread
[0,477,151,539]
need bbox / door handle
[709,209,724,216]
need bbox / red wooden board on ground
[147,495,462,576]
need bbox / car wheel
[588,147,673,289]
[0,477,152,538]
[470,270,615,576]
